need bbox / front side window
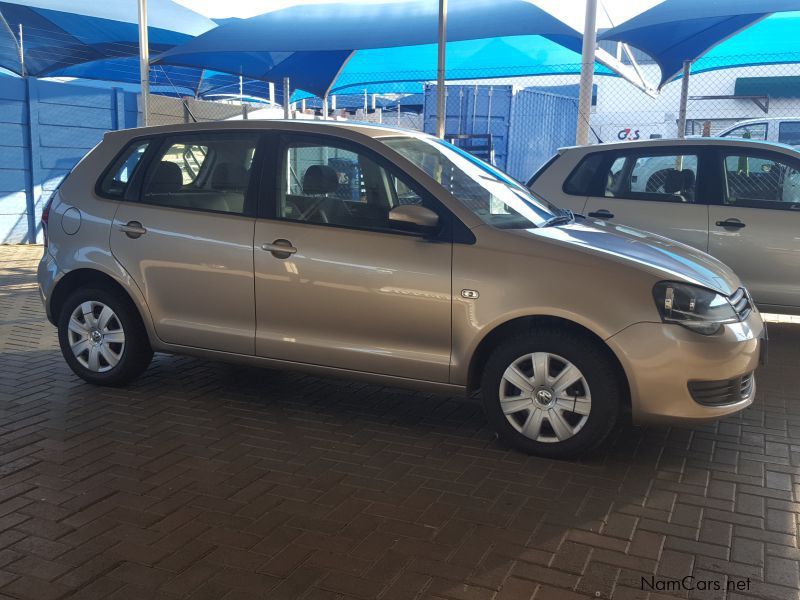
[279,140,426,232]
[778,122,800,147]
[724,153,800,208]
[721,123,767,141]
[383,135,560,229]
[99,141,149,198]
[604,153,698,203]
[141,133,258,214]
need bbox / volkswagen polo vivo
[38,121,765,457]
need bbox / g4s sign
[617,128,641,140]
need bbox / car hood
[509,219,740,296]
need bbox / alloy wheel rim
[498,352,591,443]
[67,301,125,373]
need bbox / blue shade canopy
[687,11,800,76]
[0,0,214,76]
[598,0,800,88]
[330,35,612,95]
[155,0,583,97]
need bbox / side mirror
[388,204,439,230]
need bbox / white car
[717,117,800,148]
[529,137,800,314]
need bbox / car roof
[720,117,800,126]
[106,119,429,143]
[559,137,799,155]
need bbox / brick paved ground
[0,244,798,600]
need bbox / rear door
[581,148,710,250]
[110,131,261,354]
[708,148,800,311]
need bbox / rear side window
[778,122,800,147]
[604,153,698,203]
[141,132,259,215]
[98,141,149,198]
[563,153,604,195]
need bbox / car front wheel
[482,329,622,458]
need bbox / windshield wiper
[541,209,575,227]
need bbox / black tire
[482,328,622,458]
[57,286,153,386]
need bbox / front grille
[729,288,752,319]
[688,373,755,406]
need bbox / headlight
[653,281,739,335]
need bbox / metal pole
[283,77,291,119]
[677,60,691,139]
[575,0,597,145]
[18,24,25,77]
[322,94,329,119]
[137,0,150,126]
[436,0,447,139]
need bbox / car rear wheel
[482,329,622,458]
[57,287,153,386]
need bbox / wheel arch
[466,315,631,414]
[49,269,153,339]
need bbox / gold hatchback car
[38,121,766,457]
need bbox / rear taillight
[41,196,53,248]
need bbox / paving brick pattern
[0,244,798,600]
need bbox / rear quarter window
[97,140,150,198]
[563,153,605,195]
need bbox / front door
[582,149,710,251]
[110,131,260,354]
[708,149,800,311]
[254,134,452,382]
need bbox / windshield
[382,135,562,228]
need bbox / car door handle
[117,221,147,238]
[261,239,297,259]
[588,210,614,219]
[715,219,746,229]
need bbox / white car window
[778,122,800,147]
[724,154,800,207]
[721,123,767,141]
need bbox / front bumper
[607,312,764,425]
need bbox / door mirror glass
[388,204,439,229]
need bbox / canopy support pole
[322,94,329,119]
[283,77,291,119]
[576,0,597,145]
[137,0,150,126]
[436,0,447,139]
[18,24,24,77]
[677,60,691,139]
